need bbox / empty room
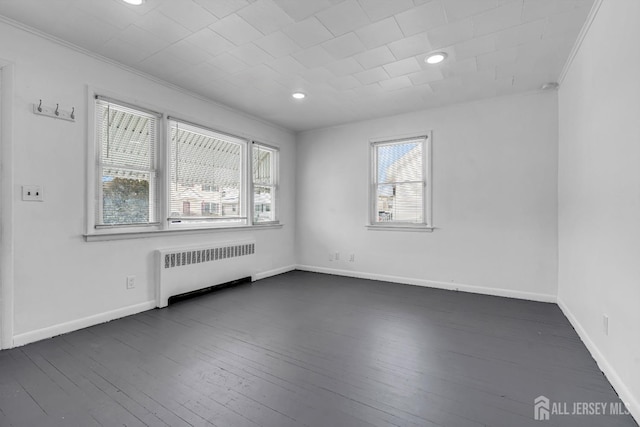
[0,0,638,426]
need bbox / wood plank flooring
[0,271,636,427]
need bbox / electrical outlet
[126,275,136,289]
[349,254,355,262]
[334,252,340,261]
[22,185,44,201]
[603,314,609,336]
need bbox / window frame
[85,89,282,241]
[166,116,249,230]
[368,132,433,232]
[251,141,279,225]
[90,95,163,233]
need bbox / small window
[169,119,247,226]
[370,135,431,229]
[252,143,278,224]
[95,98,158,226]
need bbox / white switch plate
[22,185,43,201]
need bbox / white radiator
[156,240,256,308]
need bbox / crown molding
[0,15,293,135]
[558,0,605,85]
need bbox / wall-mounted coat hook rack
[32,100,75,122]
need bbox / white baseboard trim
[253,265,297,281]
[558,297,639,424]
[295,265,557,303]
[12,300,156,348]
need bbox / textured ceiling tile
[113,25,169,58]
[442,57,478,78]
[442,0,500,22]
[476,47,518,70]
[208,52,249,73]
[328,75,361,91]
[322,32,366,60]
[522,0,558,22]
[473,1,523,37]
[408,68,444,85]
[272,0,333,21]
[50,8,120,52]
[158,0,216,32]
[209,13,264,45]
[183,28,235,57]
[427,17,474,49]
[237,0,294,34]
[325,57,365,76]
[494,19,547,50]
[228,43,274,66]
[354,66,390,84]
[292,45,335,68]
[453,34,495,61]
[383,57,422,78]
[301,67,335,84]
[266,56,307,75]
[100,38,150,64]
[354,45,396,69]
[316,0,371,36]
[379,75,412,91]
[74,0,139,30]
[355,17,404,49]
[254,31,300,58]
[356,0,414,22]
[282,17,334,48]
[387,32,432,60]
[395,1,447,37]
[163,40,213,65]
[193,0,250,19]
[135,10,191,44]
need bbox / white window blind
[169,119,247,225]
[372,136,427,225]
[95,98,158,226]
[252,143,278,223]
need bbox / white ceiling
[0,0,594,132]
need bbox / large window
[370,134,431,229]
[169,119,246,225]
[252,143,278,223]
[89,95,281,237]
[95,98,158,226]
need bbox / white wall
[0,21,296,345]
[296,91,559,300]
[558,0,640,418]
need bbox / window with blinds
[371,136,428,226]
[95,98,158,226]
[169,119,246,225]
[252,143,278,223]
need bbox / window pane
[170,122,243,222]
[101,170,151,224]
[376,182,423,223]
[96,100,156,226]
[253,146,273,185]
[254,185,273,222]
[377,141,422,184]
[99,104,154,170]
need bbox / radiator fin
[163,243,255,269]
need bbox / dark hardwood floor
[0,271,636,427]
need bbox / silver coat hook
[37,99,42,112]
[55,104,59,116]
[70,107,75,120]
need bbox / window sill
[366,224,434,232]
[84,223,283,242]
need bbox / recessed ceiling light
[122,0,145,5]
[292,92,306,100]
[425,52,447,65]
